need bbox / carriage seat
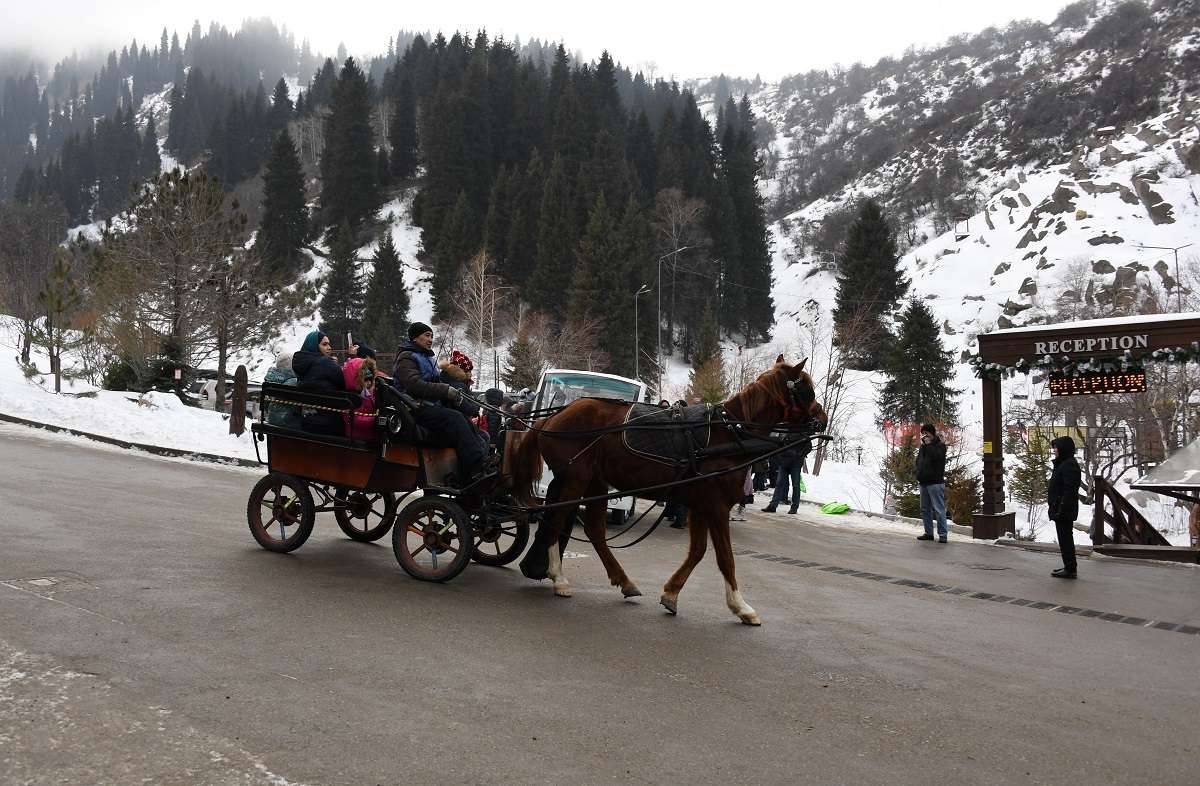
[255,383,371,445]
[374,382,435,444]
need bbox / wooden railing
[1091,475,1171,547]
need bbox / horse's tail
[506,427,544,506]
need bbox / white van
[532,368,649,524]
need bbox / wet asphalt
[1,423,1198,785]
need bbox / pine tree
[267,77,293,133]
[693,301,720,368]
[566,192,617,324]
[318,58,379,233]
[360,231,409,353]
[503,328,545,391]
[1007,426,1050,531]
[431,191,476,321]
[876,298,959,427]
[528,154,576,319]
[139,116,161,180]
[834,199,910,369]
[389,76,418,178]
[503,150,543,287]
[319,222,363,341]
[257,127,308,279]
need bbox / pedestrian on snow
[292,330,347,436]
[264,351,300,428]
[915,423,949,543]
[342,356,380,441]
[392,323,487,484]
[439,350,481,418]
[1047,436,1083,578]
[762,432,810,514]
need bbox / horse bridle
[775,369,817,415]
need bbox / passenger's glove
[447,387,463,405]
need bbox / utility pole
[656,245,692,397]
[634,284,651,381]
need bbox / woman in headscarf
[291,330,346,435]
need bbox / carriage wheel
[392,497,474,582]
[333,489,398,542]
[246,473,315,553]
[470,512,531,567]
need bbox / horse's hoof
[622,585,642,598]
[739,612,762,626]
[554,585,573,598]
[660,594,677,615]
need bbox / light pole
[656,245,693,397]
[1138,243,1193,313]
[634,284,651,381]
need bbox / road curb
[0,411,259,469]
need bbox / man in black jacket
[915,423,949,543]
[392,322,486,485]
[1047,435,1083,579]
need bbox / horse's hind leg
[710,516,760,626]
[659,509,707,615]
[581,492,640,598]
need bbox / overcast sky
[5,0,1067,81]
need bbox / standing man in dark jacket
[392,322,486,484]
[915,423,949,543]
[1047,436,1083,579]
[762,436,811,514]
[292,330,347,436]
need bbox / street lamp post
[634,284,651,380]
[1138,243,1193,313]
[656,245,693,397]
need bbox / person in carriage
[292,330,347,436]
[391,322,489,486]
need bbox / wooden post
[973,375,1015,539]
[229,365,248,436]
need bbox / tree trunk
[215,325,229,412]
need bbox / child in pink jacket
[342,357,380,441]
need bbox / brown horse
[507,356,826,625]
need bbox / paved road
[1,423,1198,785]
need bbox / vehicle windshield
[537,372,640,409]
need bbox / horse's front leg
[710,515,760,625]
[660,509,707,615]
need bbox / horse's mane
[724,367,786,422]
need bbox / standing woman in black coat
[1047,436,1083,579]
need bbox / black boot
[1051,567,1078,579]
[761,505,777,513]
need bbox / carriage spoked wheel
[246,472,315,553]
[333,489,399,542]
[469,511,531,567]
[392,497,474,582]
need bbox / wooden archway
[973,313,1200,538]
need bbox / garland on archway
[968,341,1200,380]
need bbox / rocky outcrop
[993,262,1011,276]
[1087,232,1124,245]
[1130,170,1176,224]
[1092,259,1115,274]
[1018,277,1038,298]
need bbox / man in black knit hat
[391,322,487,485]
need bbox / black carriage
[247,383,529,582]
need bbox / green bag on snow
[819,501,850,515]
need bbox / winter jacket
[915,436,947,486]
[1047,436,1082,523]
[392,341,452,404]
[291,349,346,436]
[439,361,480,418]
[342,357,379,441]
[263,362,299,428]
